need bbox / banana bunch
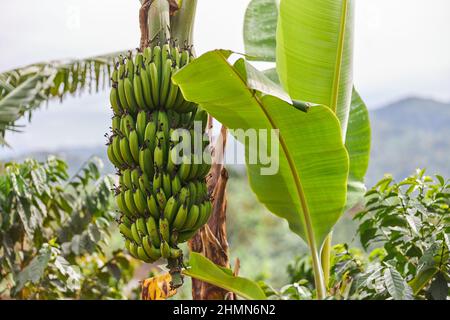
[106,44,212,266]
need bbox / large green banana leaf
[173,49,348,250]
[183,253,266,300]
[244,0,278,61]
[243,0,370,210]
[276,0,354,136]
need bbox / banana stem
[310,245,326,299]
[168,258,184,289]
[321,232,333,290]
[170,0,198,49]
[142,0,171,48]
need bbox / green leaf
[183,253,266,300]
[262,68,280,84]
[0,51,123,144]
[173,50,349,250]
[383,267,413,300]
[276,0,354,135]
[409,267,438,295]
[346,88,371,180]
[428,272,448,300]
[244,0,278,61]
[12,244,52,295]
[344,89,371,210]
[0,74,43,127]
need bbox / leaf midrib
[216,51,318,252]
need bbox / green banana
[119,223,133,241]
[130,168,140,189]
[187,181,197,206]
[182,204,200,231]
[116,191,134,219]
[131,223,142,244]
[107,143,121,168]
[128,130,140,163]
[139,146,154,178]
[110,86,122,115]
[137,245,152,263]
[152,170,162,194]
[144,118,157,152]
[159,59,172,105]
[147,194,160,219]
[171,174,182,195]
[154,139,164,170]
[143,47,152,61]
[162,172,172,198]
[136,218,148,236]
[122,215,134,228]
[177,155,191,181]
[119,136,135,166]
[124,189,139,217]
[138,172,151,194]
[126,58,134,81]
[136,110,147,143]
[124,78,138,114]
[177,230,197,243]
[163,195,179,223]
[117,76,130,111]
[172,202,188,230]
[120,113,135,137]
[149,62,160,106]
[125,240,138,259]
[160,240,170,259]
[159,218,170,243]
[140,67,154,110]
[112,116,121,131]
[146,216,161,248]
[178,187,190,205]
[112,136,125,165]
[142,236,161,261]
[157,111,170,138]
[155,188,167,209]
[133,69,146,110]
[170,247,183,259]
[122,169,132,189]
[133,188,147,215]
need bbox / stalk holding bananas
[106,44,211,288]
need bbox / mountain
[367,97,450,185]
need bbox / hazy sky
[1,0,449,156]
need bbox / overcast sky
[1,0,449,156]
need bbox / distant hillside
[367,97,450,185]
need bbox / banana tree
[174,0,371,299]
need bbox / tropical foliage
[0,157,138,299]
[259,171,449,300]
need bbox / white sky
[1,0,449,156]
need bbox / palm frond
[0,50,128,145]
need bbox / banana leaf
[173,49,348,255]
[183,253,266,300]
[276,0,355,136]
[244,0,278,61]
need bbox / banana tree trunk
[189,121,232,300]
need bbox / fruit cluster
[106,44,212,266]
